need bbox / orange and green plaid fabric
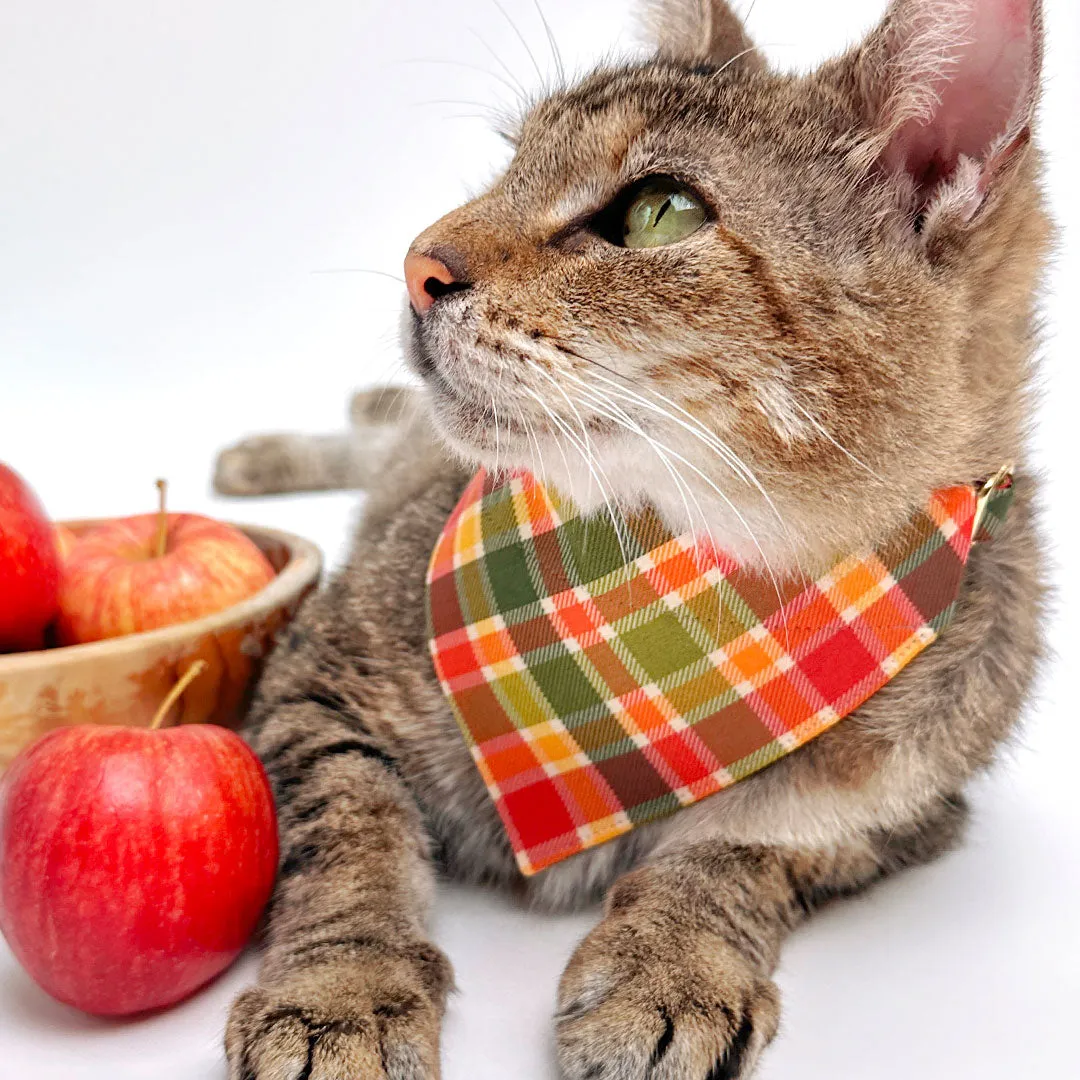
[427,469,1013,876]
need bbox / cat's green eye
[621,178,707,249]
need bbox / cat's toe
[555,920,779,1080]
[226,960,444,1080]
[213,434,310,496]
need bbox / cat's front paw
[225,952,450,1080]
[214,434,316,496]
[555,917,779,1080]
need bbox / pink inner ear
[885,0,1033,191]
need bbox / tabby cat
[216,1,1049,1076]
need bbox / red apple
[53,524,78,560]
[0,665,279,1016]
[0,463,61,652]
[57,483,275,645]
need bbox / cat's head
[403,0,1048,569]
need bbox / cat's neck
[515,443,820,575]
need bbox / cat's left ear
[643,0,765,73]
[842,0,1043,232]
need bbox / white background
[1,1,1077,1077]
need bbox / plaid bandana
[427,468,1013,876]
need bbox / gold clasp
[971,463,1014,539]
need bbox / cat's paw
[214,434,320,496]
[555,917,779,1080]
[225,952,450,1080]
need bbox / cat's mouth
[408,319,439,380]
[426,361,615,446]
[407,314,616,461]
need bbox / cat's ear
[643,0,765,73]
[845,0,1043,230]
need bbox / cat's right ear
[642,0,765,73]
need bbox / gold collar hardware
[971,463,1015,540]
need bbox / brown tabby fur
[218,2,1050,1076]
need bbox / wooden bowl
[0,521,322,769]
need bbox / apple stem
[154,478,169,559]
[149,660,209,731]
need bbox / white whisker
[515,404,539,480]
[525,361,597,465]
[490,0,545,85]
[525,410,547,484]
[490,392,501,475]
[310,267,406,283]
[521,385,634,585]
[524,360,598,551]
[788,399,887,483]
[572,372,793,643]
[571,367,755,490]
[565,368,766,504]
[530,0,566,85]
[469,29,529,98]
[574,387,729,637]
[714,44,760,76]
[565,367,809,581]
[522,376,575,492]
[400,56,523,100]
[578,387,716,552]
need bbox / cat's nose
[404,250,469,315]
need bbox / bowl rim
[0,520,323,673]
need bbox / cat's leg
[213,386,420,496]
[224,602,451,1080]
[556,795,968,1080]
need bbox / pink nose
[404,251,461,315]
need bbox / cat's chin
[425,383,539,477]
[420,361,609,475]
[423,408,813,575]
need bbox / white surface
[1,1,1078,1077]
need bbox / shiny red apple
[0,463,60,652]
[57,482,275,645]
[0,665,279,1016]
